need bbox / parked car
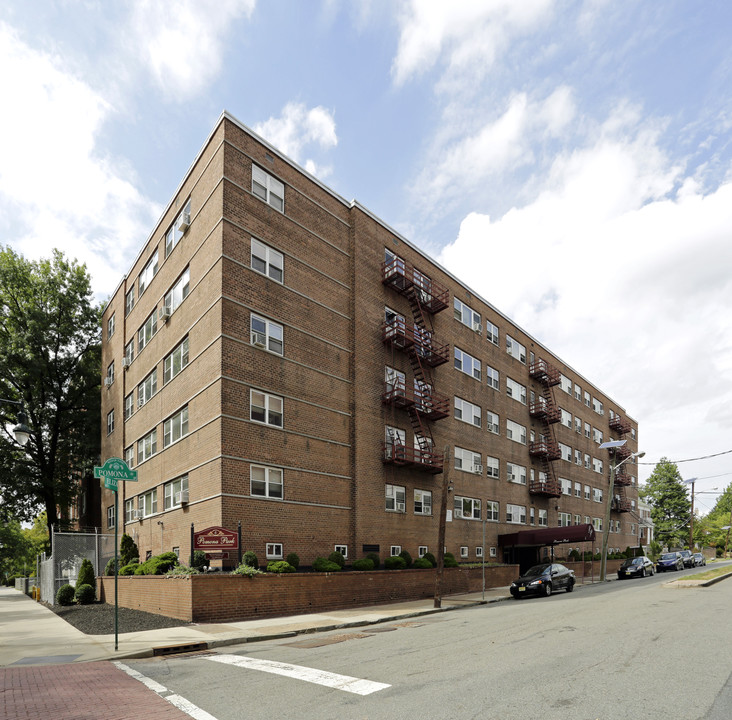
[679,550,695,568]
[692,553,707,567]
[656,552,684,572]
[617,556,655,579]
[510,563,575,598]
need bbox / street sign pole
[114,490,118,650]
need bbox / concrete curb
[663,570,732,588]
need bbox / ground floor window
[335,545,348,558]
[390,545,401,556]
[266,543,283,559]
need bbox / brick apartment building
[100,110,640,568]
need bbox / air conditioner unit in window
[472,321,481,333]
[176,212,190,233]
[133,509,142,520]
[179,489,189,504]
[396,502,406,512]
[158,307,171,323]
[473,464,483,474]
[104,377,113,386]
[121,357,130,369]
[252,332,266,348]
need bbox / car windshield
[661,553,677,560]
[623,558,641,566]
[523,564,551,577]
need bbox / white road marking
[207,654,391,695]
[113,661,168,693]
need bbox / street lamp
[598,440,645,581]
[0,398,31,446]
[683,478,697,550]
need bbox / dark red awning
[498,523,595,548]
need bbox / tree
[0,247,101,541]
[639,458,691,548]
[0,511,49,580]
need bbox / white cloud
[253,103,338,177]
[129,0,256,101]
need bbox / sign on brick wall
[193,526,239,553]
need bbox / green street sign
[94,457,138,493]
[104,476,118,492]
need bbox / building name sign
[193,526,239,551]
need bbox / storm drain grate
[153,641,209,657]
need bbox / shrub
[353,558,374,571]
[191,550,208,570]
[366,552,380,569]
[444,552,458,568]
[134,552,179,576]
[165,564,199,576]
[568,549,581,561]
[413,557,433,569]
[384,555,407,570]
[243,550,259,569]
[75,584,95,604]
[422,552,436,567]
[119,561,139,576]
[120,533,139,566]
[267,560,296,573]
[312,557,341,572]
[328,551,346,568]
[104,557,119,576]
[285,552,300,569]
[76,558,96,593]
[232,563,264,577]
[56,584,75,606]
[398,550,413,568]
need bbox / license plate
[519,586,526,592]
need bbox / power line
[637,449,732,465]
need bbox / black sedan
[692,553,707,566]
[656,552,684,572]
[510,563,575,598]
[617,556,655,579]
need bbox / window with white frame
[137,429,158,464]
[164,337,189,383]
[506,377,527,404]
[459,546,469,558]
[335,545,348,558]
[252,165,284,211]
[453,297,481,331]
[506,419,526,444]
[386,484,406,512]
[164,406,189,447]
[164,268,190,316]
[251,314,284,355]
[560,408,572,428]
[166,199,192,256]
[575,449,582,466]
[560,477,572,495]
[530,507,535,524]
[486,365,499,390]
[489,547,497,558]
[631,428,636,440]
[138,489,158,518]
[454,496,481,520]
[386,366,406,394]
[486,321,499,345]
[124,393,134,421]
[390,545,402,557]
[107,409,115,435]
[486,456,499,478]
[486,410,499,434]
[454,346,481,380]
[574,383,581,401]
[455,447,482,474]
[250,390,283,427]
[593,397,604,415]
[593,487,603,503]
[137,311,157,352]
[454,396,481,427]
[107,313,115,339]
[107,505,115,529]
[558,512,572,527]
[385,426,406,458]
[574,482,582,498]
[266,543,283,559]
[574,514,582,525]
[124,339,135,367]
[106,361,114,386]
[593,517,603,531]
[476,546,483,558]
[124,499,135,523]
[506,335,526,363]
[506,504,527,524]
[164,475,189,509]
[138,250,159,296]
[125,446,134,468]
[593,458,603,474]
[418,546,428,558]
[251,465,283,498]
[584,422,591,438]
[584,484,591,500]
[125,288,134,316]
[584,390,591,407]
[575,416,582,434]
[538,509,548,526]
[251,238,284,282]
[414,489,432,515]
[138,369,157,408]
[559,442,572,462]
[560,374,572,394]
[584,453,591,469]
[486,501,499,521]
[507,463,527,485]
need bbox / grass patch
[685,566,732,582]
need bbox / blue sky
[2,0,732,509]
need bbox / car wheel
[543,582,552,597]
[566,579,574,593]
[640,568,646,578]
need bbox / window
[506,419,526,444]
[575,416,582,433]
[574,383,582,401]
[560,408,572,428]
[506,377,526,403]
[530,507,535,525]
[593,517,603,531]
[476,546,483,558]
[584,453,591,469]
[138,489,158,518]
[164,337,189,383]
[106,409,115,435]
[593,487,603,503]
[252,165,284,211]
[385,426,406,458]
[560,374,572,394]
[138,250,159,296]
[538,509,548,526]
[164,475,189,509]
[489,547,497,558]
[454,496,481,520]
[418,546,428,558]
[164,406,189,447]
[124,393,134,421]
[454,346,481,380]
[486,365,499,390]
[574,514,582,526]
[460,546,469,558]
[507,463,527,485]
[124,339,135,367]
[592,398,604,415]
[584,484,591,500]
[164,268,190,316]
[138,311,158,352]
[454,396,481,427]
[125,446,134,468]
[486,456,499,478]
[251,238,284,282]
[486,501,499,521]
[560,477,572,495]
[166,199,191,256]
[574,482,582,498]
[125,288,135,316]
[558,512,572,527]
[107,313,115,339]
[107,505,115,529]
[251,314,283,355]
[335,545,348,558]
[266,543,283,559]
[593,428,604,444]
[386,484,406,512]
[593,458,603,474]
[453,297,481,331]
[251,466,283,498]
[584,422,591,438]
[390,546,402,557]
[414,489,432,515]
[250,390,283,427]
[124,499,135,523]
[455,447,482,475]
[106,361,115,386]
[506,334,526,363]
[137,429,158,464]
[138,369,157,408]
[575,449,582,466]
[486,410,499,435]
[559,442,572,462]
[506,504,526,524]
[486,321,499,346]
[584,391,591,407]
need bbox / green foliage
[231,563,264,577]
[119,561,139,576]
[266,560,296,573]
[191,550,208,570]
[422,552,436,567]
[352,558,375,571]
[285,552,300,569]
[120,534,139,566]
[640,459,692,548]
[398,550,413,568]
[243,550,259,568]
[312,557,342,572]
[74,584,95,604]
[444,552,458,568]
[134,551,179,575]
[56,584,75,605]
[104,557,119,576]
[76,558,95,590]
[384,555,407,570]
[165,564,199,576]
[0,247,101,531]
[648,540,662,561]
[365,552,380,569]
[568,549,581,561]
[328,551,346,568]
[413,557,433,568]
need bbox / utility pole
[434,446,451,609]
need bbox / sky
[2,0,732,511]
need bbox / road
[123,564,732,720]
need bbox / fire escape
[528,358,562,497]
[609,414,634,512]
[381,255,449,474]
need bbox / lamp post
[598,440,645,582]
[683,478,697,550]
[0,398,31,446]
